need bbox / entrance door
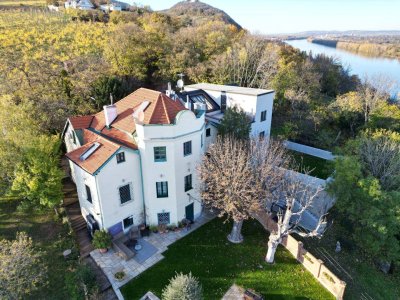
[185,203,194,222]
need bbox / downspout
[136,150,147,225]
[94,175,105,230]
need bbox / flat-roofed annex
[185,83,274,96]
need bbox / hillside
[163,0,242,30]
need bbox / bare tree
[358,75,395,124]
[359,130,400,190]
[210,36,280,89]
[264,170,328,263]
[197,136,288,243]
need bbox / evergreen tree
[162,273,203,300]
[217,105,251,140]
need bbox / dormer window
[116,152,125,164]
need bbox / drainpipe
[94,175,105,230]
[136,150,147,225]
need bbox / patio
[90,210,215,296]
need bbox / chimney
[166,82,174,98]
[103,104,117,128]
[220,91,227,113]
[185,95,192,110]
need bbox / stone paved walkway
[91,210,215,299]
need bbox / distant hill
[162,1,242,30]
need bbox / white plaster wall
[64,122,82,183]
[136,111,204,226]
[95,149,144,231]
[204,123,218,150]
[71,163,103,228]
[251,92,275,137]
[184,87,275,138]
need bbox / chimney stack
[103,104,117,128]
[185,95,192,110]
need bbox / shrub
[114,271,126,280]
[65,265,98,299]
[162,272,203,300]
[92,229,112,250]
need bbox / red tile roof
[100,127,137,150]
[91,88,186,132]
[69,115,94,130]
[65,88,186,174]
[65,130,120,174]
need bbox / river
[285,39,400,97]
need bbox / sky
[133,0,400,34]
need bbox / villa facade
[63,83,274,236]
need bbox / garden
[121,218,334,299]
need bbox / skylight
[80,142,101,161]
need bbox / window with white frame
[184,174,193,192]
[116,152,125,163]
[183,141,192,156]
[123,215,134,229]
[156,181,168,198]
[260,110,267,122]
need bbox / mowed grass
[289,151,334,179]
[0,196,77,299]
[121,218,334,300]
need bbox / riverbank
[308,38,400,60]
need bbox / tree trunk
[265,233,281,263]
[227,220,244,243]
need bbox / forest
[0,5,400,298]
[309,36,400,59]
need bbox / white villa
[63,83,274,237]
[64,0,94,10]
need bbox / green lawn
[0,196,78,299]
[297,220,400,300]
[121,218,334,300]
[289,151,334,179]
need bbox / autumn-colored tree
[0,232,47,299]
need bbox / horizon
[133,0,400,34]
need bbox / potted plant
[114,271,126,281]
[150,225,158,233]
[139,223,150,237]
[158,224,167,234]
[92,229,112,253]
